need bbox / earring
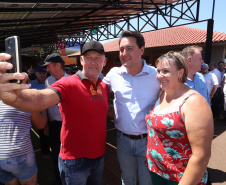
[178,77,182,82]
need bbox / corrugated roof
[103,26,226,52]
[69,26,226,56]
[0,0,180,51]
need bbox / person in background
[103,30,160,185]
[30,65,50,159]
[0,40,109,185]
[209,62,222,117]
[181,45,210,105]
[40,53,69,185]
[217,61,225,111]
[224,61,226,71]
[218,61,225,81]
[221,72,226,120]
[200,63,218,100]
[145,51,213,185]
[65,66,73,76]
[0,101,47,185]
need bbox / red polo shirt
[49,71,109,160]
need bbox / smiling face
[157,60,183,91]
[80,50,106,83]
[119,37,144,75]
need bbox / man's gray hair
[209,62,217,68]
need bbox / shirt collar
[187,73,199,82]
[76,70,88,81]
[76,70,102,84]
[120,59,149,76]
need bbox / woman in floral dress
[145,51,213,185]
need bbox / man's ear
[140,46,145,56]
[80,56,84,66]
[187,56,192,64]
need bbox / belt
[119,131,147,140]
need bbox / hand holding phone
[5,36,22,83]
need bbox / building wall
[211,46,224,63]
[104,51,121,75]
[70,43,226,75]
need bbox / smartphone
[5,36,22,83]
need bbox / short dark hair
[218,61,224,66]
[119,30,145,49]
[209,62,217,68]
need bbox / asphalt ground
[207,116,226,185]
[1,116,226,185]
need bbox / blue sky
[188,0,226,33]
[100,0,225,44]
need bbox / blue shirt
[185,72,210,105]
[103,61,160,135]
[30,79,45,90]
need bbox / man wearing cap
[0,40,109,185]
[40,53,69,185]
[201,63,218,100]
[30,65,50,160]
[30,65,47,89]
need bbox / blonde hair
[181,45,203,60]
[155,51,188,83]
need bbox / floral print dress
[145,93,207,184]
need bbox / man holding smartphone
[0,41,109,185]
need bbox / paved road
[0,117,225,185]
[208,117,226,185]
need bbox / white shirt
[202,72,219,96]
[103,61,160,135]
[211,68,222,87]
[0,100,32,159]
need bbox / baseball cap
[201,63,209,69]
[82,41,105,55]
[40,53,65,66]
[35,65,46,72]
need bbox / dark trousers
[38,129,50,155]
[49,120,62,183]
[211,87,222,117]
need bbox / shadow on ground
[1,116,226,185]
[34,117,121,185]
[208,167,226,184]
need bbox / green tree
[36,46,61,62]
